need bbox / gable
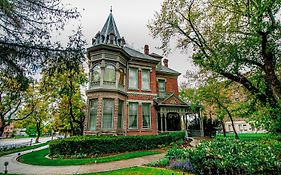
[161,94,187,105]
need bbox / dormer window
[109,33,115,44]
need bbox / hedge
[49,132,185,157]
[165,139,281,174]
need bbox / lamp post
[4,161,8,174]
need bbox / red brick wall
[156,75,179,96]
[166,77,179,96]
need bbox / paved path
[0,137,53,147]
[0,146,165,175]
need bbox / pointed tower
[92,10,125,47]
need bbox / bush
[147,157,170,167]
[49,132,185,157]
[165,139,281,174]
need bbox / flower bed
[153,139,281,174]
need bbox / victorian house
[84,11,190,136]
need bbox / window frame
[104,64,116,83]
[129,68,138,90]
[102,98,114,130]
[128,102,138,129]
[141,69,150,91]
[158,79,166,97]
[91,64,101,85]
[88,99,98,131]
[142,103,151,129]
[117,100,124,129]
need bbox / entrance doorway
[167,113,181,131]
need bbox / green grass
[0,142,48,157]
[81,166,184,175]
[215,133,280,141]
[18,148,161,166]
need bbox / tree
[16,83,51,143]
[0,0,85,136]
[180,77,240,139]
[149,0,281,132]
[0,73,33,136]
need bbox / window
[91,65,101,84]
[129,68,138,89]
[119,69,124,86]
[89,99,98,130]
[158,80,166,97]
[102,99,114,129]
[117,100,124,129]
[142,103,151,128]
[104,65,116,82]
[142,69,150,90]
[129,102,138,129]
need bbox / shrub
[147,157,170,167]
[49,132,185,157]
[165,139,281,174]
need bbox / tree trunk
[35,120,41,143]
[216,98,239,139]
[221,121,226,137]
[0,125,5,137]
[226,109,239,139]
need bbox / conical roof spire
[92,9,125,47]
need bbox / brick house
[84,11,190,136]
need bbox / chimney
[163,58,168,67]
[144,45,149,55]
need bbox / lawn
[82,166,185,175]
[18,148,161,166]
[0,142,48,157]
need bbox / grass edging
[80,166,184,175]
[0,142,48,157]
[18,148,162,166]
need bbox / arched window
[91,65,101,84]
[119,68,124,86]
[104,64,116,82]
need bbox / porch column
[161,115,164,132]
[164,112,167,131]
[199,108,204,137]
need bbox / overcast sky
[61,0,195,84]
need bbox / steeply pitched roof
[100,12,121,39]
[123,46,161,63]
[156,65,181,76]
[92,11,125,47]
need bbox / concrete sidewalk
[0,146,165,175]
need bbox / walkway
[0,146,165,175]
[0,138,200,175]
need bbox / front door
[167,113,181,131]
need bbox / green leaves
[167,139,281,174]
